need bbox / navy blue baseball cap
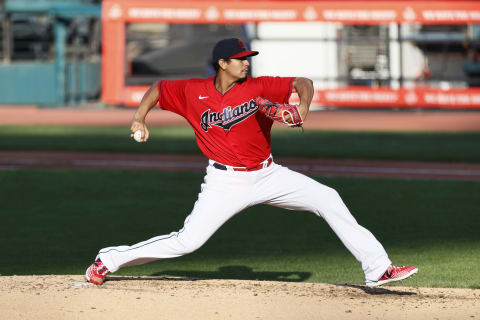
[212,38,259,62]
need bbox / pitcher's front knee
[176,235,206,255]
[313,184,341,202]
[311,186,348,215]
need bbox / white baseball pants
[98,160,391,282]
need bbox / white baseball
[133,130,143,143]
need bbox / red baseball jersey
[158,76,294,168]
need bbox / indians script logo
[200,99,258,132]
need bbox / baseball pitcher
[86,38,417,287]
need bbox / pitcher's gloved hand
[255,97,304,128]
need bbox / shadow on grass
[146,265,311,282]
[336,284,417,296]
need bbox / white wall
[401,42,425,88]
[400,24,426,89]
[251,22,338,89]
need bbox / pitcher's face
[222,57,250,81]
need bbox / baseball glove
[255,97,304,127]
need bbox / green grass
[1,125,480,162]
[1,169,479,288]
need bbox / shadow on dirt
[106,276,200,282]
[109,265,311,283]
[336,284,417,296]
[151,265,311,282]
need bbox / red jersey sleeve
[258,76,295,104]
[158,80,189,116]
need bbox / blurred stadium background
[0,0,479,110]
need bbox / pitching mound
[1,275,478,320]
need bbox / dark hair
[212,61,220,73]
[211,59,230,74]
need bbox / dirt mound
[1,275,478,320]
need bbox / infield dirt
[1,275,479,320]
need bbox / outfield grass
[1,125,480,162]
[1,169,479,288]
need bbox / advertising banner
[103,1,480,24]
[125,85,480,109]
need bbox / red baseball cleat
[366,265,418,287]
[85,258,110,285]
